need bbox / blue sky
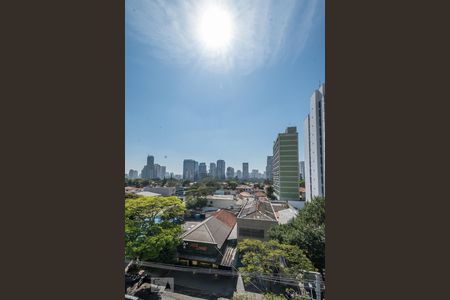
[126,0,324,175]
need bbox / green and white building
[272,127,300,201]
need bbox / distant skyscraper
[128,169,139,179]
[141,155,155,179]
[299,161,305,180]
[242,163,249,180]
[251,169,259,179]
[226,167,235,179]
[199,162,207,180]
[236,170,242,179]
[161,166,166,179]
[273,127,300,201]
[266,156,273,180]
[304,83,325,201]
[209,162,217,178]
[154,164,161,179]
[216,160,226,180]
[194,161,199,181]
[183,159,196,181]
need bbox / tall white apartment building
[304,83,325,202]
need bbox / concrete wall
[236,218,278,241]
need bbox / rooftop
[136,191,161,197]
[254,191,266,197]
[180,210,237,249]
[237,198,277,221]
[276,207,298,224]
[206,195,235,201]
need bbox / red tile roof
[212,209,237,228]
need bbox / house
[214,189,235,196]
[178,209,238,269]
[143,186,176,196]
[236,185,253,193]
[125,186,142,194]
[135,191,161,197]
[237,198,278,241]
[206,195,243,209]
[254,191,266,198]
[238,192,253,201]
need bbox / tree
[269,197,325,271]
[227,180,238,190]
[299,180,305,188]
[238,239,316,281]
[125,193,139,199]
[185,196,207,209]
[232,293,256,300]
[266,185,275,200]
[125,196,186,262]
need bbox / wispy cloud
[126,0,320,74]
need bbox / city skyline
[130,155,267,178]
[125,0,325,175]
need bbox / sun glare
[197,5,234,53]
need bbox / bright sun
[197,5,234,53]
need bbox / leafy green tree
[185,185,215,197]
[125,196,185,262]
[299,180,305,188]
[266,185,275,200]
[182,180,191,187]
[165,178,179,187]
[232,293,256,300]
[185,196,208,209]
[238,239,316,281]
[269,197,325,271]
[263,293,288,300]
[227,180,238,190]
[125,193,139,199]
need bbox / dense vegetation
[185,195,208,209]
[125,196,185,262]
[269,197,325,271]
[125,178,181,188]
[238,239,316,281]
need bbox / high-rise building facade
[299,161,305,181]
[242,163,249,180]
[128,169,139,179]
[226,167,235,179]
[141,155,155,179]
[183,159,196,181]
[194,161,199,181]
[199,162,207,180]
[251,169,259,179]
[266,156,273,180]
[216,160,226,180]
[161,166,166,179]
[154,164,161,179]
[209,162,217,178]
[304,83,325,202]
[236,170,242,179]
[273,127,300,201]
